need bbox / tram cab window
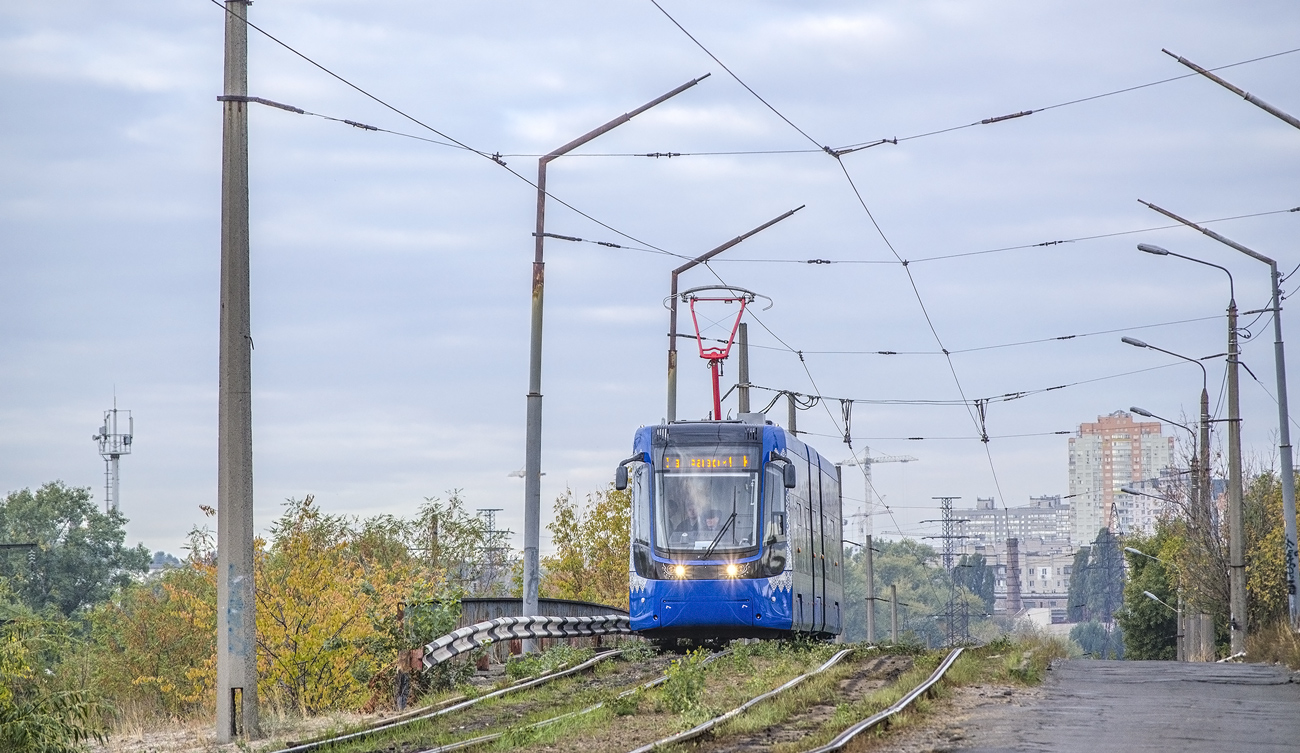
[654,471,759,555]
[764,466,787,539]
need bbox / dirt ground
[848,681,1044,753]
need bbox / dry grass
[1246,620,1300,669]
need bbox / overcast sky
[2,1,1298,557]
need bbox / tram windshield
[654,471,759,555]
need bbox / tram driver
[672,502,700,540]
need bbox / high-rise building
[1068,410,1173,544]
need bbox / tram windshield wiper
[700,511,737,561]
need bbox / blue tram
[614,418,844,640]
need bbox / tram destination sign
[660,445,759,471]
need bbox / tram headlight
[725,564,739,578]
[674,565,687,578]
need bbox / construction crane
[842,447,917,540]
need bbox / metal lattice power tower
[925,496,968,646]
[475,508,512,595]
[842,447,917,541]
[92,404,133,514]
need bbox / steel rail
[627,647,856,753]
[801,647,964,753]
[409,650,733,753]
[266,650,621,753]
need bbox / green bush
[659,648,709,714]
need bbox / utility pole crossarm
[666,206,805,423]
[1164,49,1300,131]
[543,74,710,162]
[1139,200,1277,268]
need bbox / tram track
[266,650,627,753]
[403,650,733,753]
[271,644,964,753]
[626,647,961,753]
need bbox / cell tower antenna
[92,403,133,514]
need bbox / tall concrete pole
[1199,387,1211,542]
[1141,203,1299,627]
[524,77,706,651]
[864,534,875,643]
[215,0,258,742]
[737,323,750,414]
[1227,299,1247,653]
[890,584,899,643]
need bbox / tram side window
[631,462,650,546]
[764,466,786,539]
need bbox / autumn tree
[89,516,219,716]
[541,483,630,609]
[1242,471,1289,628]
[0,585,107,752]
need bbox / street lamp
[1141,201,1300,629]
[1126,546,1166,563]
[1122,335,1214,538]
[1136,242,1247,654]
[1128,399,1209,531]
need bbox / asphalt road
[934,660,1300,752]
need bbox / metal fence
[457,597,631,661]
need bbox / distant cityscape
[950,409,1196,624]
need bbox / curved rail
[266,650,620,753]
[627,647,856,753]
[801,647,963,753]
[423,614,631,667]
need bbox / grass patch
[504,644,595,681]
[1247,619,1300,669]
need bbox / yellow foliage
[90,493,492,718]
[1244,473,1289,628]
[541,484,630,609]
[91,557,218,716]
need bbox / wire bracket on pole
[216,95,305,114]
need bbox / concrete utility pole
[1137,237,1249,652]
[736,323,750,414]
[523,77,706,651]
[215,0,258,742]
[665,207,802,422]
[1142,202,1300,628]
[864,534,875,643]
[890,584,899,643]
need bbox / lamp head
[1121,336,1149,349]
[1142,590,1160,602]
[1130,406,1154,418]
[1120,485,1141,495]
[1137,243,1170,256]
